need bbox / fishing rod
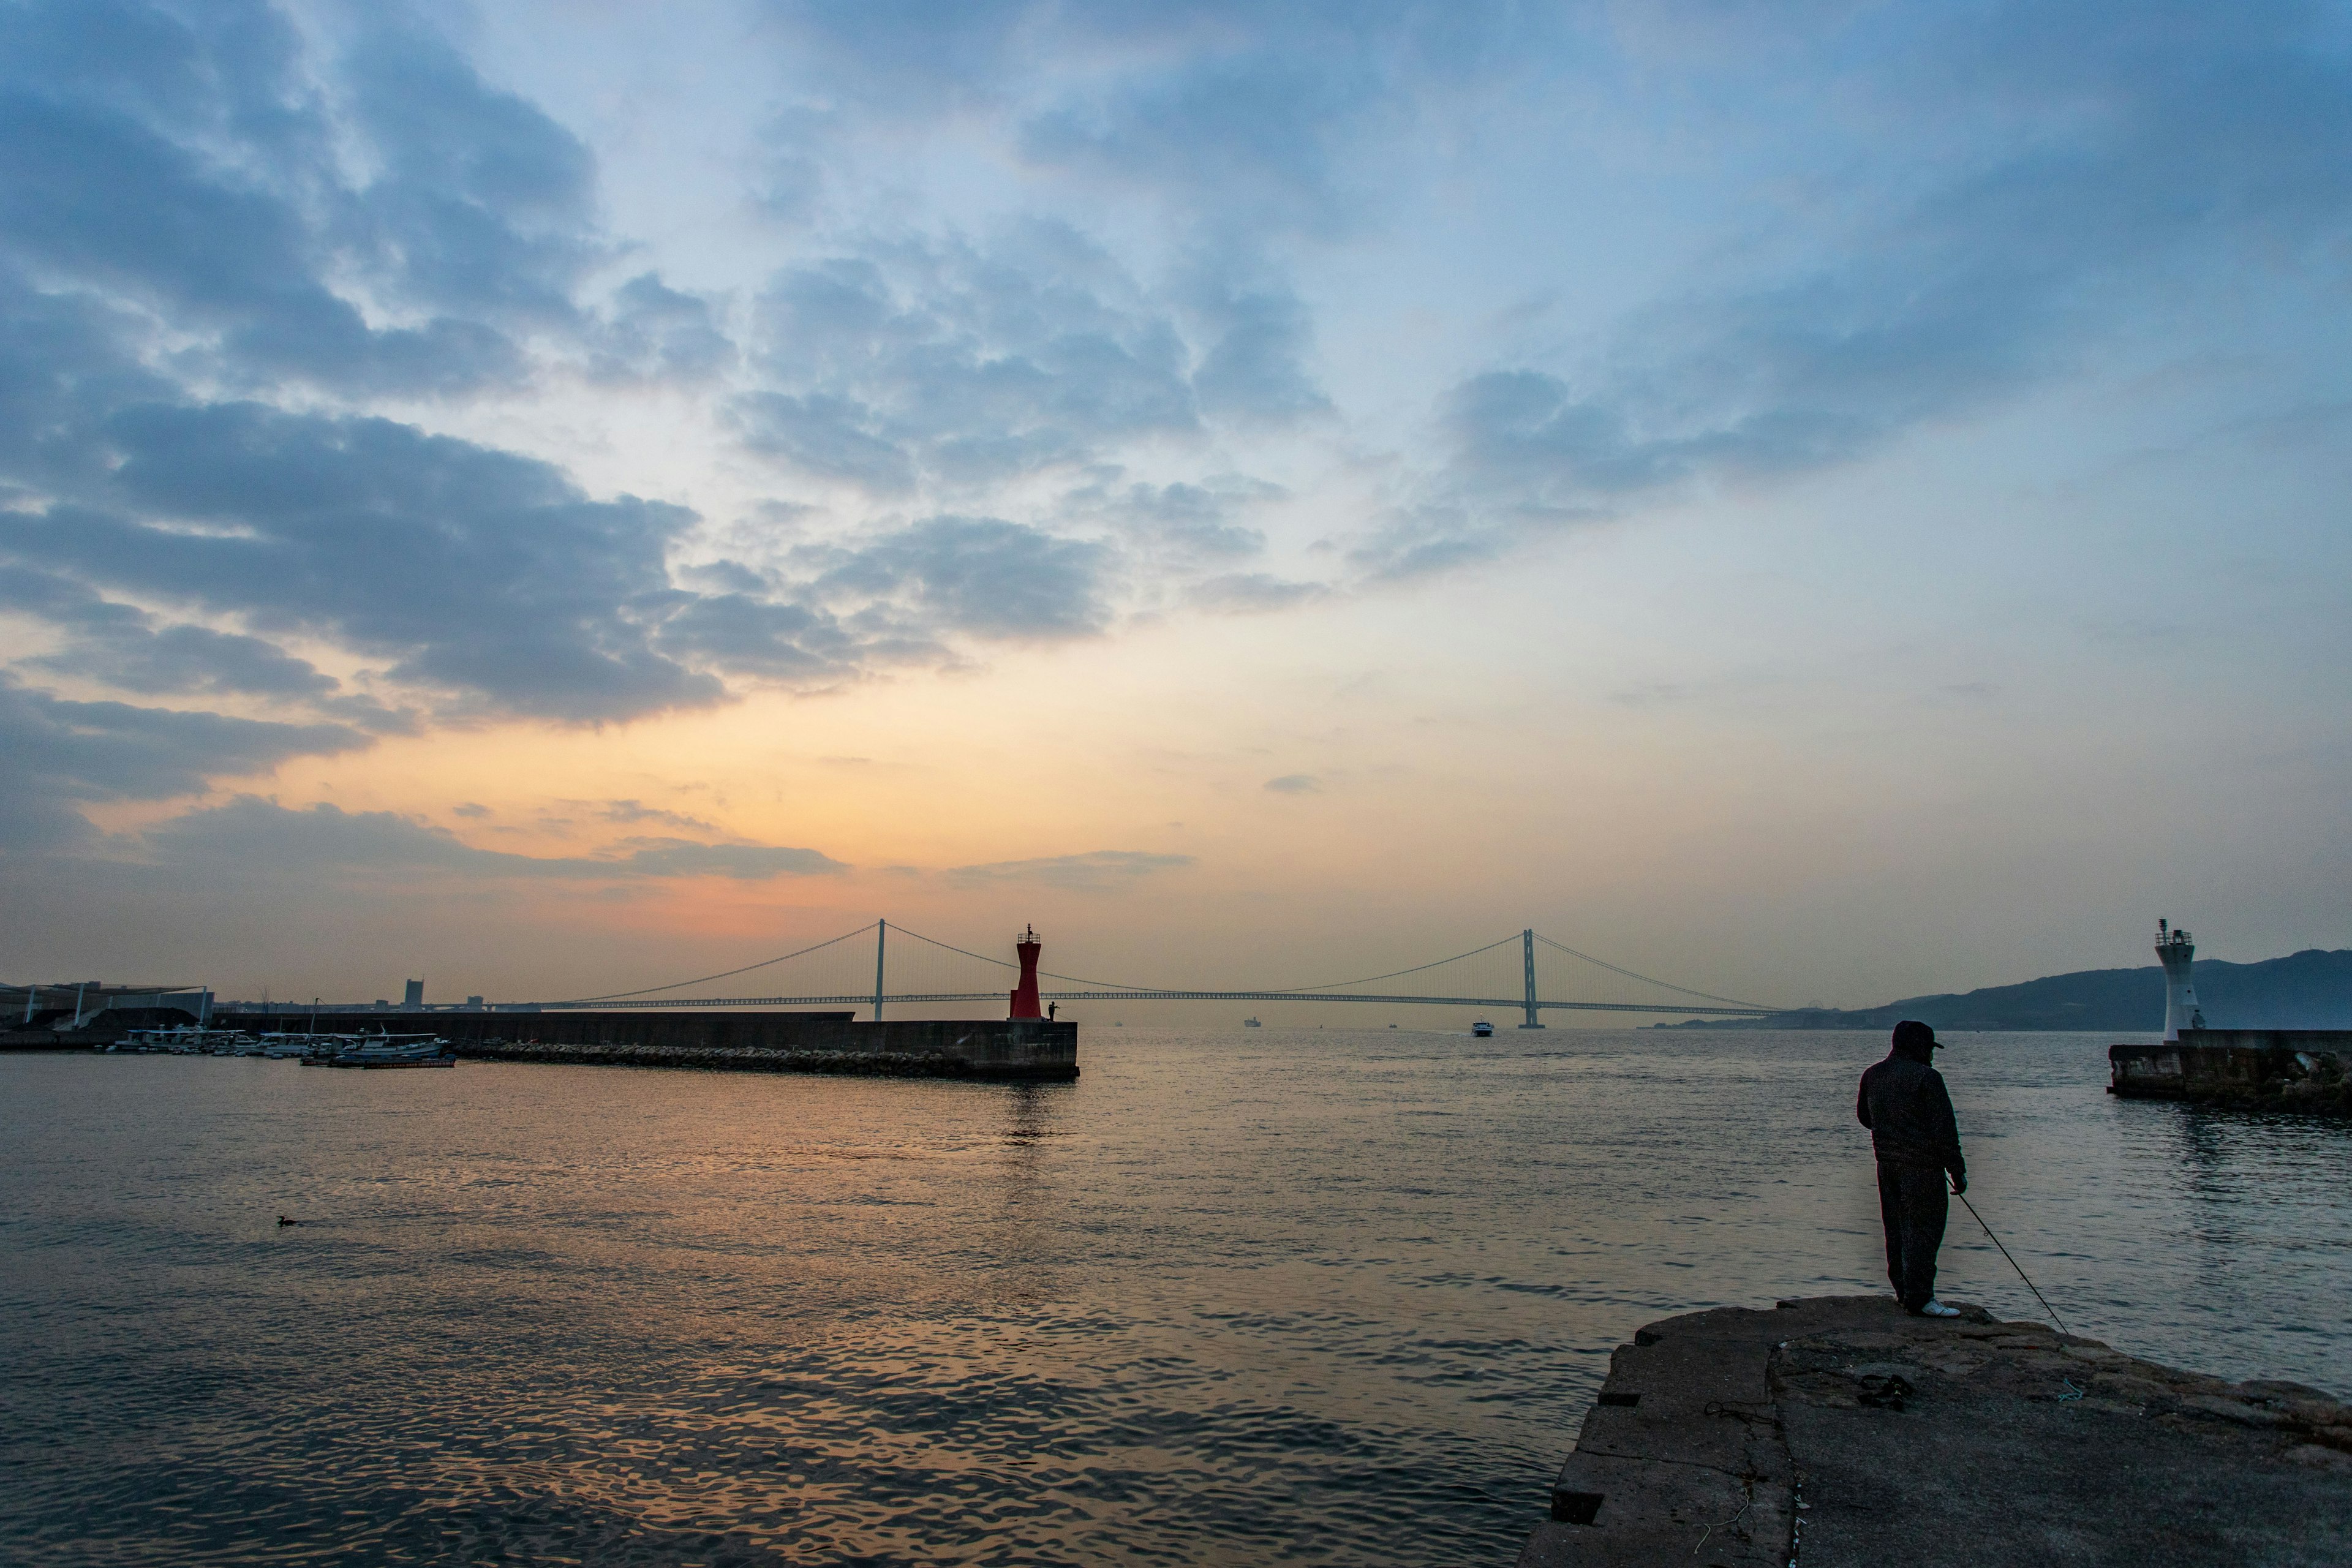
[1956,1186,2070,1336]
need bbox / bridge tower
[2155,918,2204,1041]
[1518,929,1545,1028]
[1009,925,1043,1019]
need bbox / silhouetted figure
[1047,1002,1057,1021]
[1857,1020,1967,1317]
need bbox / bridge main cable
[546,921,878,1005]
[527,921,1779,1017]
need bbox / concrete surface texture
[215,1010,1082,1080]
[1518,1296,2351,1568]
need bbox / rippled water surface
[4,1030,2347,1566]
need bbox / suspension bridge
[535,922,1779,1026]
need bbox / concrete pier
[1518,1296,2350,1567]
[211,1009,1079,1081]
[2110,1030,2350,1115]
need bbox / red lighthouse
[1009,924,1043,1020]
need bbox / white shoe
[1917,1300,1961,1318]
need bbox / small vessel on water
[1243,1017,1262,1028]
[296,1031,455,1068]
[1471,1019,1494,1038]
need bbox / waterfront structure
[2114,921,2348,1114]
[2155,919,2204,1040]
[1009,925,1044,1020]
[209,1008,1079,1080]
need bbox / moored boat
[322,1032,454,1068]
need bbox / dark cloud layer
[138,797,845,881]
[1,402,723,721]
[0,1,606,396]
[0,677,366,850]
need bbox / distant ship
[1243,1017,1262,1028]
[1472,1019,1495,1038]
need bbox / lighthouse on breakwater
[1009,925,1044,1020]
[2155,918,2206,1041]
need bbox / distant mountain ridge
[1698,948,2352,1031]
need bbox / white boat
[322,1032,454,1069]
[1471,1019,1495,1037]
[287,1031,451,1068]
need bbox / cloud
[737,230,1208,493]
[338,20,601,326]
[0,677,368,851]
[0,402,723,722]
[137,797,845,881]
[591,273,736,381]
[651,590,875,684]
[1366,0,2352,577]
[0,2,609,398]
[1063,478,1270,561]
[1262,774,1321,794]
[795,515,1115,641]
[945,848,1195,889]
[589,799,723,833]
[731,391,919,492]
[12,568,337,698]
[1186,279,1329,421]
[768,2,1530,233]
[1189,573,1326,614]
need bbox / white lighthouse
[2155,919,2205,1041]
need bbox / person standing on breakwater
[1857,1020,1967,1319]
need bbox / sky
[1,0,2348,1016]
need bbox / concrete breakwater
[213,1009,1079,1081]
[1518,1295,2350,1567]
[2109,1029,2350,1115]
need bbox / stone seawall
[2109,1030,2350,1115]
[213,1011,1079,1081]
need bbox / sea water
[3,1030,2345,1566]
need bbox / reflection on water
[2,1031,2345,1566]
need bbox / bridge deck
[535,992,1772,1016]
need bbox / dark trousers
[1875,1160,1949,1310]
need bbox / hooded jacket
[1856,1036,1966,1183]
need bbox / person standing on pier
[1856,1020,1967,1318]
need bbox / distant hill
[1683,948,2352,1031]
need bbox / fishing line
[1956,1188,2070,1336]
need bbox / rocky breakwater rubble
[1517,1295,2351,1568]
[2110,1031,2352,1117]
